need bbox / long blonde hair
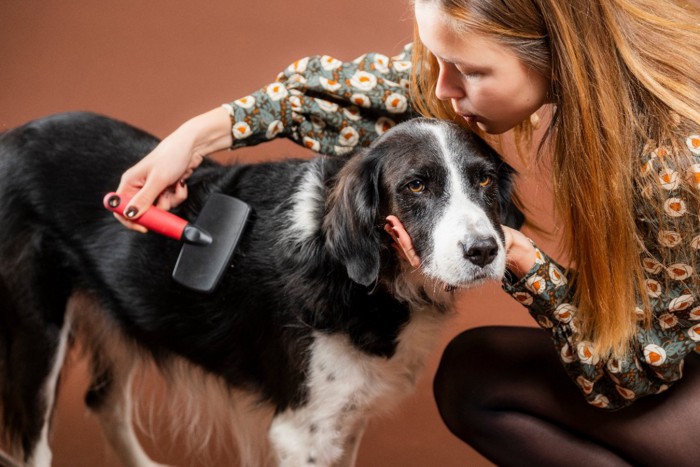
[411,0,700,358]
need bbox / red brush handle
[103,192,187,240]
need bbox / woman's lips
[454,105,480,123]
[459,113,479,123]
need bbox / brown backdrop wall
[0,1,562,466]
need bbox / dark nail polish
[125,206,138,218]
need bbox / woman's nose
[434,63,465,101]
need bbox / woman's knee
[433,326,507,435]
[434,326,554,434]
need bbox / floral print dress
[222,43,417,156]
[503,134,700,409]
[221,43,700,410]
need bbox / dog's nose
[461,236,498,268]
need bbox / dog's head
[324,118,523,291]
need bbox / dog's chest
[306,309,449,414]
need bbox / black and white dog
[0,113,521,466]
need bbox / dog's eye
[479,175,492,188]
[407,179,426,193]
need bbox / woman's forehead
[415,3,516,67]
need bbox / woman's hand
[385,215,421,267]
[114,106,233,232]
[502,225,538,279]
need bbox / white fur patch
[269,311,448,466]
[421,123,506,286]
[287,163,326,242]
[27,311,72,467]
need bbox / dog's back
[0,112,352,395]
[0,113,326,464]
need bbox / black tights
[434,326,700,467]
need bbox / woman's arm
[115,107,232,231]
[115,44,416,229]
[225,44,416,155]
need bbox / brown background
[0,1,570,466]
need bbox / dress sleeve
[502,133,700,410]
[222,43,417,156]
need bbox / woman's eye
[456,67,481,79]
[407,180,426,193]
[479,175,492,188]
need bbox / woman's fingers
[385,215,421,267]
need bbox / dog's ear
[323,150,383,286]
[495,160,525,230]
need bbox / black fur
[0,112,522,463]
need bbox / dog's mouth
[443,270,502,293]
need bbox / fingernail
[125,206,138,218]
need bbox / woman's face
[415,2,550,134]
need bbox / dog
[0,112,522,466]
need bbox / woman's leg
[433,326,700,467]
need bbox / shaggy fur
[0,113,522,466]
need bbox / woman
[116,0,700,464]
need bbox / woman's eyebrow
[432,50,481,67]
[434,53,464,65]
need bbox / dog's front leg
[268,408,367,467]
[332,418,367,467]
[267,333,388,467]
